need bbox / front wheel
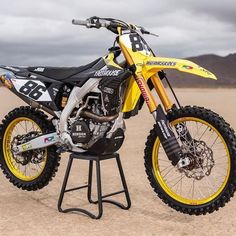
[144,106,236,215]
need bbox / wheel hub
[180,139,215,180]
[11,131,45,165]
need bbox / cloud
[0,0,235,66]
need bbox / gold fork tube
[135,75,157,113]
[151,75,173,111]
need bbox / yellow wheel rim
[3,117,47,181]
[152,117,231,205]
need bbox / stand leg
[101,155,131,209]
[87,160,93,203]
[58,157,74,212]
[57,157,98,219]
[116,155,131,209]
[95,160,103,219]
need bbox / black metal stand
[57,152,131,219]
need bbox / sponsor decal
[52,88,59,96]
[94,66,120,77]
[44,136,55,143]
[146,61,177,67]
[22,143,32,151]
[103,87,114,94]
[30,75,37,79]
[182,65,193,70]
[5,66,20,72]
[157,120,171,140]
[199,67,212,75]
[76,125,82,132]
[136,78,150,104]
[34,67,45,72]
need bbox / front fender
[143,56,217,80]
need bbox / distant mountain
[165,53,236,87]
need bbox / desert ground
[0,88,236,236]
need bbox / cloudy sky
[0,0,235,66]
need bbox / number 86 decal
[19,81,46,100]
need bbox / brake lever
[140,27,159,37]
[148,32,159,37]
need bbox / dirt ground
[0,88,236,236]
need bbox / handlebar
[72,17,157,36]
[72,17,110,29]
[72,19,88,26]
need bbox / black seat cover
[28,58,101,80]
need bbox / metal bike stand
[57,152,131,219]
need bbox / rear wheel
[0,107,60,191]
[144,106,236,215]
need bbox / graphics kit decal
[182,65,193,70]
[199,67,212,76]
[34,67,45,72]
[120,34,151,56]
[157,119,171,140]
[136,78,150,105]
[94,66,121,77]
[146,61,177,66]
[44,136,56,143]
[4,66,20,72]
[11,79,52,101]
[21,143,33,151]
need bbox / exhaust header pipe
[80,110,118,123]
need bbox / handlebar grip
[72,19,88,26]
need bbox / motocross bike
[0,17,236,216]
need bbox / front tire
[0,106,60,191]
[144,106,236,215]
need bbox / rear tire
[144,106,236,215]
[0,106,60,191]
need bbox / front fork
[135,74,183,166]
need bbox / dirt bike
[0,16,235,216]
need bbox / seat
[28,58,101,80]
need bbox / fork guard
[154,105,182,166]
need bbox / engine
[68,76,127,155]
